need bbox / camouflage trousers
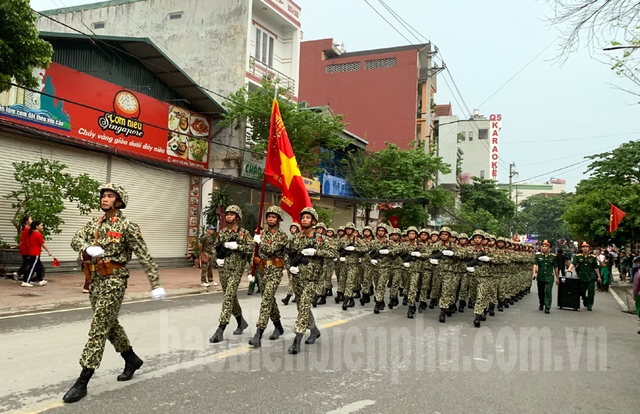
[362,264,375,293]
[430,269,443,300]
[200,260,214,283]
[489,273,499,305]
[458,273,471,302]
[255,266,282,330]
[293,274,318,334]
[218,265,243,325]
[324,261,335,290]
[498,275,509,301]
[80,275,130,369]
[337,262,347,293]
[406,270,421,307]
[469,276,478,304]
[374,265,392,302]
[438,271,462,309]
[418,267,433,303]
[344,261,361,298]
[474,277,495,315]
[389,265,404,299]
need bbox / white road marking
[609,288,629,312]
[326,400,376,414]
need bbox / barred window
[365,58,396,70]
[325,62,360,74]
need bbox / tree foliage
[0,0,53,92]
[220,78,348,173]
[520,193,573,243]
[4,158,101,240]
[346,142,452,228]
[564,140,640,245]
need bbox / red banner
[609,204,626,233]
[0,63,211,170]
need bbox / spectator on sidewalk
[22,221,52,287]
[17,215,32,281]
[598,251,612,292]
[198,225,218,287]
[620,251,632,284]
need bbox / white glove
[370,259,378,265]
[403,262,410,268]
[289,266,299,275]
[253,234,261,244]
[301,248,316,256]
[151,287,166,300]
[345,246,355,251]
[466,267,475,273]
[216,258,225,266]
[430,258,439,265]
[411,251,421,257]
[86,246,104,257]
[248,274,255,282]
[224,241,238,250]
[333,258,338,262]
[478,256,491,262]
[339,257,346,262]
[442,249,454,257]
[379,249,389,255]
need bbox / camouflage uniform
[70,185,160,370]
[339,223,361,306]
[253,226,288,330]
[322,228,337,295]
[434,240,458,310]
[199,232,215,284]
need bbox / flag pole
[248,85,279,295]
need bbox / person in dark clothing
[556,248,567,277]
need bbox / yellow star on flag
[279,150,301,189]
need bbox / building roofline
[40,0,145,15]
[324,43,430,60]
[343,129,368,145]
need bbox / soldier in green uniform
[334,226,348,303]
[359,226,376,305]
[198,224,217,287]
[281,223,301,305]
[339,222,361,310]
[209,205,253,343]
[313,222,329,306]
[567,241,602,311]
[532,240,558,313]
[324,227,337,298]
[456,233,472,313]
[63,183,166,403]
[248,206,288,347]
[372,224,393,313]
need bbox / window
[480,170,485,179]
[255,27,274,67]
[169,12,183,20]
[468,131,474,141]
[479,129,488,139]
[325,62,360,74]
[92,22,105,29]
[458,132,466,141]
[365,58,396,70]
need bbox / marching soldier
[334,226,347,303]
[456,233,473,313]
[387,228,404,309]
[532,240,558,314]
[209,205,253,344]
[417,228,434,313]
[372,224,393,314]
[281,223,301,306]
[324,227,337,298]
[469,230,492,327]
[248,206,288,347]
[198,224,217,287]
[313,223,329,306]
[567,241,602,311]
[359,226,376,305]
[433,227,458,323]
[402,226,425,318]
[339,222,361,310]
[63,183,166,403]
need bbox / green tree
[564,140,640,246]
[346,142,452,228]
[454,177,517,236]
[4,158,101,240]
[220,78,348,173]
[520,193,573,243]
[0,0,53,92]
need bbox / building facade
[299,39,438,151]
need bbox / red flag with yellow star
[609,204,626,233]
[263,100,312,220]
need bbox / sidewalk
[0,266,266,315]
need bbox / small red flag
[609,204,626,233]
[263,100,312,220]
[52,257,60,267]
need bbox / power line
[502,131,640,144]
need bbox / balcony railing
[248,55,296,91]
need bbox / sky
[30,0,640,191]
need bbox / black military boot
[458,300,466,313]
[347,297,355,308]
[209,324,227,343]
[312,295,319,308]
[342,297,350,311]
[249,328,264,348]
[418,301,427,313]
[374,300,385,314]
[488,304,496,317]
[291,295,298,303]
[269,321,284,340]
[117,347,143,381]
[398,287,404,297]
[447,304,456,317]
[513,296,519,303]
[353,290,361,299]
[288,333,304,354]
[369,286,374,296]
[402,296,408,306]
[62,367,94,403]
[509,297,514,306]
[233,315,249,335]
[388,296,399,309]
[429,298,437,309]
[438,309,446,323]
[360,293,368,306]
[407,305,416,319]
[473,314,482,328]
[326,288,333,297]
[468,300,474,309]
[504,300,510,309]
[305,326,321,344]
[281,294,291,305]
[481,310,487,321]
[335,292,344,303]
[497,301,504,312]
[317,295,327,305]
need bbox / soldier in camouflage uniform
[209,205,254,344]
[63,183,166,403]
[434,227,467,323]
[495,237,510,312]
[288,207,336,354]
[456,233,473,313]
[428,230,444,309]
[312,222,328,307]
[248,206,288,348]
[417,229,434,313]
[359,226,375,306]
[324,228,337,298]
[281,223,301,305]
[468,230,492,327]
[371,224,392,313]
[339,222,362,310]
[199,224,217,287]
[402,227,426,318]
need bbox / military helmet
[265,205,284,221]
[225,205,243,220]
[451,231,459,238]
[406,226,419,235]
[315,222,327,230]
[345,222,356,230]
[419,228,429,235]
[338,226,345,231]
[375,223,388,233]
[327,227,335,233]
[289,222,301,231]
[391,228,401,235]
[489,234,497,240]
[440,226,452,235]
[430,230,439,236]
[299,206,318,222]
[362,225,373,234]
[472,229,485,238]
[458,233,469,240]
[100,183,128,209]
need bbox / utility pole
[508,163,518,202]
